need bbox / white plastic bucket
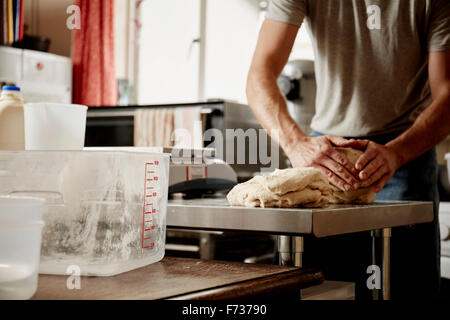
[23,103,88,150]
[0,196,45,300]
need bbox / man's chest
[306,0,429,41]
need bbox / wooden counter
[32,257,324,300]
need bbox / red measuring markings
[142,161,160,249]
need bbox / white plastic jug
[0,86,25,150]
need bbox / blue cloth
[302,130,441,299]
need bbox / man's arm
[354,51,450,192]
[247,19,362,191]
[247,20,301,154]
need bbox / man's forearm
[246,67,307,154]
[386,90,450,166]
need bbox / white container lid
[24,102,88,110]
[0,196,45,206]
[0,196,45,222]
[446,153,450,160]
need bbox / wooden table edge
[168,268,325,300]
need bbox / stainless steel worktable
[167,198,433,237]
[167,198,434,300]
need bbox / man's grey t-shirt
[266,0,450,137]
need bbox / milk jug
[0,86,25,150]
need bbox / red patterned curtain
[72,0,117,106]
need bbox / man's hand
[286,135,366,191]
[352,141,403,192]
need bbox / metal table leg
[279,232,391,299]
[199,233,216,260]
[382,228,391,300]
[371,228,391,300]
[371,230,381,300]
[278,235,303,267]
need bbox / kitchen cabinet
[0,46,72,103]
[22,50,70,85]
[0,47,22,83]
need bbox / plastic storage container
[0,196,44,300]
[23,103,88,150]
[0,150,169,276]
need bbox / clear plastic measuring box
[0,150,170,276]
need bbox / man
[247,0,450,299]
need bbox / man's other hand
[353,141,403,192]
[286,135,366,191]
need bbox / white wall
[137,0,201,104]
[134,0,315,105]
[202,0,314,103]
[135,0,263,105]
[203,0,261,104]
[203,0,314,103]
[114,0,129,80]
[289,24,315,61]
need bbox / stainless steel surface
[281,60,316,136]
[163,147,216,160]
[166,229,222,260]
[382,228,392,300]
[220,101,289,178]
[87,108,213,118]
[278,236,291,266]
[278,236,304,267]
[292,236,304,267]
[87,110,137,118]
[371,230,380,300]
[311,201,432,237]
[168,198,312,235]
[167,198,433,237]
[199,233,216,260]
[371,228,392,301]
[165,243,200,253]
